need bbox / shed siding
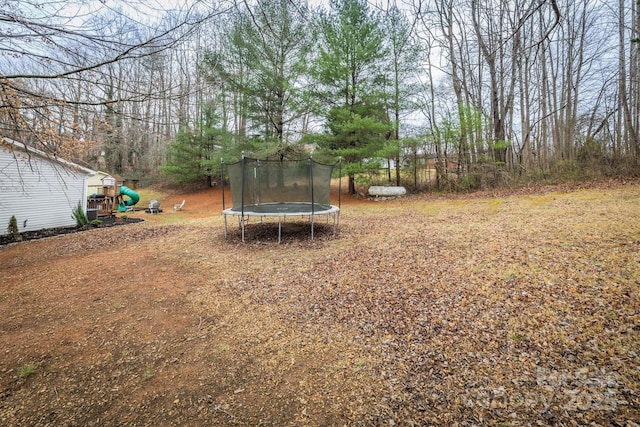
[0,147,88,234]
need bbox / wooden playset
[87,175,139,216]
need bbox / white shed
[0,138,96,235]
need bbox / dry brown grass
[1,181,639,425]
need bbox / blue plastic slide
[118,185,140,212]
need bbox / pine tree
[161,107,235,186]
[310,0,390,194]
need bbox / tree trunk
[348,175,356,195]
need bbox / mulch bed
[0,217,144,246]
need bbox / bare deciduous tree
[1,0,213,172]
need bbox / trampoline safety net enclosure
[221,156,341,243]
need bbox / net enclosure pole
[221,158,227,238]
[221,158,226,210]
[241,153,246,243]
[337,158,342,228]
[310,157,315,241]
[338,157,342,210]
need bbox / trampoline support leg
[311,215,315,241]
[332,212,337,237]
[224,214,228,238]
[278,217,282,244]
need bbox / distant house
[87,171,111,196]
[0,138,95,235]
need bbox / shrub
[458,174,479,191]
[71,202,88,227]
[90,219,103,227]
[7,215,21,241]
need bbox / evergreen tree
[202,0,314,154]
[382,5,422,185]
[161,107,234,186]
[320,103,390,187]
[310,0,390,194]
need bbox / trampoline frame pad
[223,202,340,243]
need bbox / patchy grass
[134,188,169,206]
[19,364,35,379]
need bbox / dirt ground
[1,182,639,426]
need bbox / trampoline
[221,155,341,243]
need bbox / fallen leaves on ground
[0,181,638,426]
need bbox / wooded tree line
[1,0,638,192]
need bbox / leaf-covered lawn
[1,182,638,425]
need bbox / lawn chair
[173,200,185,211]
